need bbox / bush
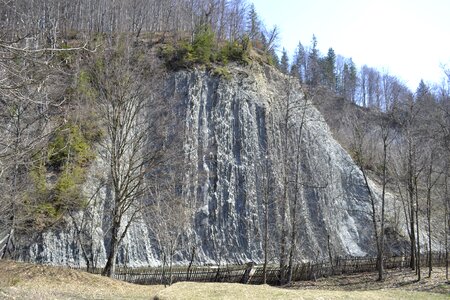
[161,26,251,70]
[57,44,75,65]
[160,42,193,69]
[191,25,215,64]
[47,123,95,170]
[31,162,47,195]
[77,69,97,100]
[212,67,231,80]
[54,165,86,210]
[28,121,97,227]
[217,39,250,65]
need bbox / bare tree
[392,94,422,271]
[89,42,168,277]
[349,108,395,281]
[445,171,450,281]
[145,110,191,286]
[277,76,295,283]
[0,34,75,258]
[376,112,396,281]
[286,89,310,284]
[423,147,441,277]
[147,171,192,286]
[258,151,274,285]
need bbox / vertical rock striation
[22,63,376,266]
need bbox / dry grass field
[0,260,448,299]
[0,260,163,299]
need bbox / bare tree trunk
[161,251,167,286]
[287,115,306,284]
[279,210,288,284]
[327,235,333,274]
[263,202,269,284]
[378,135,388,281]
[279,82,292,285]
[445,174,449,281]
[1,113,22,259]
[360,167,380,270]
[186,246,196,281]
[263,155,270,285]
[1,165,17,259]
[408,142,417,270]
[426,163,433,278]
[287,188,298,284]
[350,115,385,280]
[415,176,421,281]
[70,213,93,272]
[169,241,174,286]
[102,214,121,277]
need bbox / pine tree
[307,35,320,87]
[280,48,289,74]
[340,58,357,102]
[268,48,280,68]
[323,47,337,89]
[290,41,306,82]
[247,4,261,45]
[416,79,431,102]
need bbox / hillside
[0,260,162,299]
[1,0,448,285]
[0,260,448,299]
[9,58,382,267]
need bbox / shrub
[161,26,251,70]
[57,44,75,65]
[47,123,95,170]
[218,39,250,65]
[29,121,97,227]
[30,163,48,197]
[212,67,231,80]
[77,69,97,100]
[191,25,215,64]
[54,165,86,210]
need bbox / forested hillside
[0,0,449,284]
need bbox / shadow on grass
[394,279,417,288]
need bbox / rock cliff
[22,63,376,267]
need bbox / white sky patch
[252,0,450,90]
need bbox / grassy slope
[0,260,163,299]
[1,260,448,300]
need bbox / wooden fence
[81,252,448,285]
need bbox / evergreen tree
[290,41,306,83]
[416,79,431,102]
[323,47,337,89]
[247,4,261,45]
[341,63,349,94]
[280,48,289,74]
[341,58,358,102]
[307,35,320,86]
[268,48,280,68]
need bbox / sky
[251,0,450,91]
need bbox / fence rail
[77,252,448,285]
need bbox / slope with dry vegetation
[0,260,449,300]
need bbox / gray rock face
[22,63,376,266]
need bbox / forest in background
[0,0,449,283]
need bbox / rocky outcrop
[22,62,376,266]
